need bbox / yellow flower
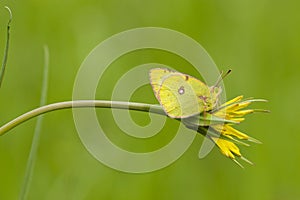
[208,95,267,167]
[210,137,253,168]
[183,95,268,167]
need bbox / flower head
[183,95,268,167]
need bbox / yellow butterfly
[149,68,224,118]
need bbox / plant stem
[19,46,49,200]
[0,6,12,87]
[0,101,165,136]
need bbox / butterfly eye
[178,86,185,95]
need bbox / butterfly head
[200,86,221,111]
[205,69,231,110]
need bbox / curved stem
[0,100,165,136]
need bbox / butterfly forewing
[149,68,176,98]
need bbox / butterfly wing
[188,74,218,112]
[149,68,176,99]
[158,73,211,118]
[149,68,219,118]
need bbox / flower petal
[211,137,242,159]
[223,124,249,139]
[221,95,243,106]
[231,109,254,117]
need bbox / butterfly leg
[199,95,209,115]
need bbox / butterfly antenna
[214,69,232,87]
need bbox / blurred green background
[0,0,299,199]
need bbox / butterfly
[149,68,227,119]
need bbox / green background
[0,0,298,199]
